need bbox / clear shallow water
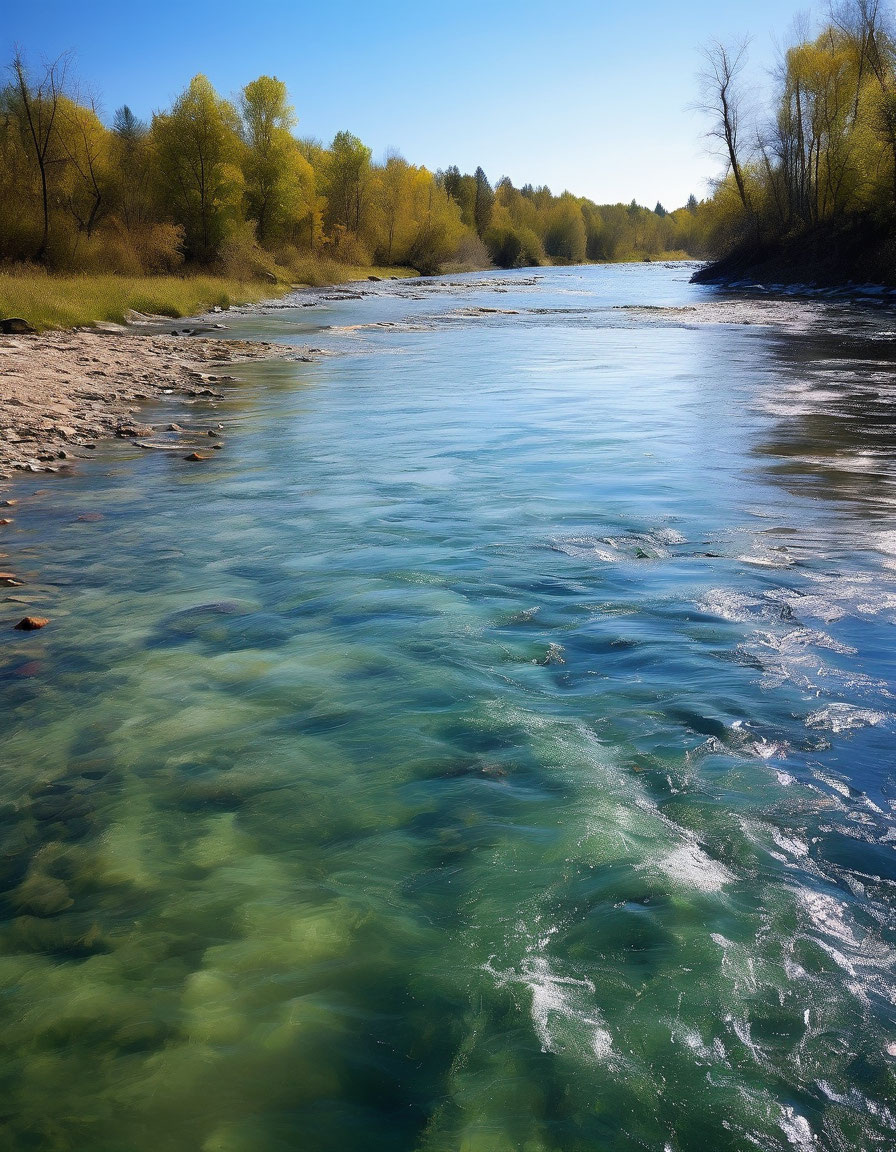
[1,264,895,1151]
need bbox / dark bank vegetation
[695,0,896,285]
[1,51,706,326]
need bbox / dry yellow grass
[0,265,418,332]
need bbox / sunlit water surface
[1,265,895,1151]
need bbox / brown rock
[0,519,13,526]
[0,574,24,587]
[14,616,49,631]
[184,452,208,461]
[116,423,152,438]
[0,318,36,335]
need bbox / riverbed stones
[0,331,292,478]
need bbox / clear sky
[3,0,827,210]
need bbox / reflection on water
[0,265,894,1151]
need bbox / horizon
[3,0,827,210]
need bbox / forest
[696,0,896,282]
[0,56,704,282]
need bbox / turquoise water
[1,264,895,1150]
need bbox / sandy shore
[0,329,298,485]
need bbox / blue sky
[3,0,826,209]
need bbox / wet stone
[14,616,49,631]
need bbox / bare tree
[9,49,70,261]
[696,38,753,213]
[59,95,106,240]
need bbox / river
[0,263,894,1150]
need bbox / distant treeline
[697,0,896,280]
[1,55,706,279]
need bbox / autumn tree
[376,152,411,263]
[240,75,297,244]
[542,195,587,262]
[152,75,243,262]
[324,130,372,239]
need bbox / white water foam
[806,704,890,733]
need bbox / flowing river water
[1,264,895,1151]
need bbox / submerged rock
[149,600,291,652]
[15,871,74,917]
[15,616,48,630]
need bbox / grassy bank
[0,264,418,332]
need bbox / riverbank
[692,219,896,296]
[0,329,305,483]
[0,265,418,332]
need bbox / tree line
[697,0,896,265]
[1,54,705,279]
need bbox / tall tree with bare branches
[9,50,69,261]
[697,38,753,213]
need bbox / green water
[1,265,894,1150]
